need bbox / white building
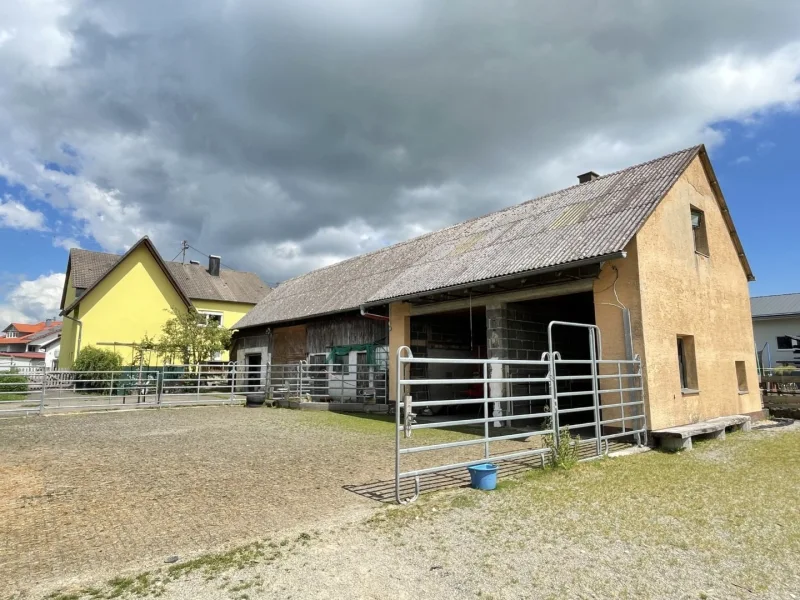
[751,293,800,369]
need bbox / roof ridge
[274,144,702,290]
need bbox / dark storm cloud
[1,0,800,282]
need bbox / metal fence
[0,363,258,417]
[394,321,647,503]
[265,361,389,404]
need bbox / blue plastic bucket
[467,463,498,490]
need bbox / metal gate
[394,320,646,503]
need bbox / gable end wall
[633,155,761,429]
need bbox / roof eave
[697,147,755,282]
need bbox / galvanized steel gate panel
[395,320,646,503]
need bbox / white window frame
[197,311,224,327]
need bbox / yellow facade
[192,299,255,333]
[59,246,256,368]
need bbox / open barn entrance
[409,307,487,417]
[503,292,597,438]
[406,290,596,427]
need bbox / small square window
[690,207,710,256]
[735,361,748,393]
[677,335,699,392]
[777,336,796,350]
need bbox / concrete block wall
[487,303,550,401]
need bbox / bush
[0,372,28,401]
[73,346,123,394]
[542,416,581,471]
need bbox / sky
[0,0,799,324]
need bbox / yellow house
[58,236,270,368]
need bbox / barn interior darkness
[408,291,597,435]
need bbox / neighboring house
[233,144,761,431]
[751,293,800,369]
[0,351,46,369]
[58,236,271,369]
[0,320,62,369]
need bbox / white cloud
[0,196,47,231]
[0,272,65,326]
[53,236,82,251]
[0,1,798,285]
[733,156,751,165]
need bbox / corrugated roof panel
[235,145,704,328]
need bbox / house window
[331,353,350,375]
[677,335,698,392]
[6,331,17,338]
[198,312,223,327]
[690,207,709,256]
[735,361,748,393]
[776,336,796,350]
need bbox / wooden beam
[409,279,594,316]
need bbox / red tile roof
[0,351,45,359]
[1,322,62,342]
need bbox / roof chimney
[189,260,200,266]
[578,171,599,184]
[45,318,53,327]
[208,255,221,277]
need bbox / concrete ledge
[652,415,750,451]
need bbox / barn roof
[235,144,753,329]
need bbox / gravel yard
[0,407,404,598]
[0,405,535,598]
[25,418,800,600]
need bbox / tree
[155,307,232,365]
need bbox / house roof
[0,335,32,346]
[3,321,55,335]
[751,293,800,319]
[235,145,753,330]
[61,238,270,313]
[26,324,62,344]
[0,322,61,345]
[0,351,45,360]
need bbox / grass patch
[42,533,316,599]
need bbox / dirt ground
[0,407,402,597]
[28,419,800,600]
[0,405,552,598]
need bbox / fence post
[39,365,46,415]
[590,329,602,455]
[157,370,163,407]
[483,362,489,459]
[197,363,202,403]
[229,362,235,405]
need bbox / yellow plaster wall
[593,239,651,427]
[59,271,79,368]
[633,155,760,429]
[388,302,411,402]
[59,245,189,368]
[192,299,255,361]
